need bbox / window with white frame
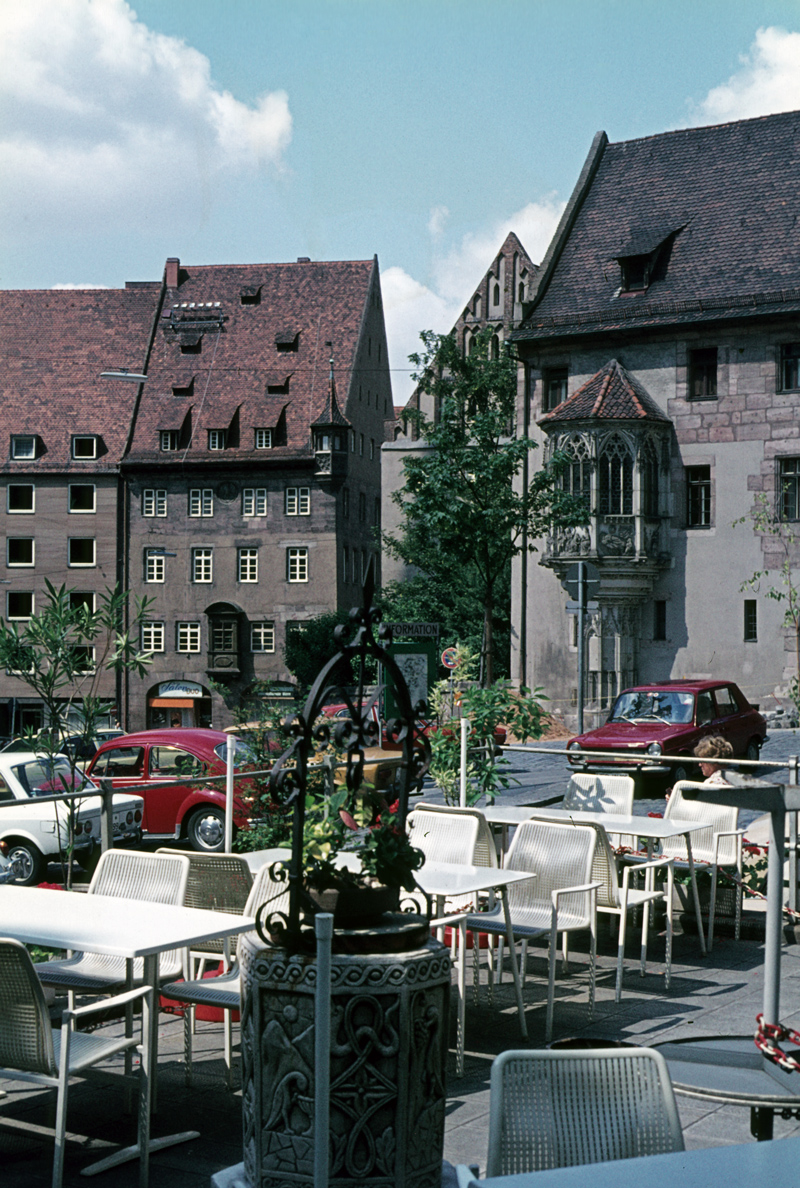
[160,430,179,452]
[251,622,275,652]
[254,428,273,449]
[144,549,165,583]
[11,436,36,460]
[70,646,95,673]
[142,489,167,517]
[177,622,201,653]
[238,548,258,582]
[285,487,310,516]
[68,538,95,567]
[287,547,308,583]
[68,484,96,513]
[72,436,97,460]
[242,488,267,516]
[208,429,227,450]
[189,488,214,517]
[7,484,34,513]
[192,548,213,582]
[141,622,165,653]
[7,592,33,620]
[69,592,95,613]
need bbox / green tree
[283,611,355,695]
[0,580,155,884]
[385,328,587,684]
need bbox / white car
[0,752,143,885]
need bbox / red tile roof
[539,359,671,423]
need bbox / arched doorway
[146,680,213,729]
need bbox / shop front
[146,681,213,729]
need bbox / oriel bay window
[207,604,240,673]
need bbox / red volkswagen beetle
[86,728,258,851]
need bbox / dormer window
[240,285,262,305]
[614,225,683,295]
[11,435,37,460]
[620,255,650,292]
[254,428,273,449]
[208,429,227,450]
[72,435,97,460]
[267,378,290,395]
[275,332,299,352]
[172,377,194,396]
[160,430,179,452]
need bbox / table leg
[685,836,708,955]
[500,889,527,1040]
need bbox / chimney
[165,258,180,289]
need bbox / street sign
[566,600,599,614]
[441,647,460,670]
[563,561,601,600]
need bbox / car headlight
[647,742,663,756]
[568,741,582,752]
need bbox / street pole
[577,561,586,735]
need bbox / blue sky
[2,0,800,400]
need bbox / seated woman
[694,734,734,785]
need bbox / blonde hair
[694,735,733,761]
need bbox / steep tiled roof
[515,110,800,341]
[128,259,375,463]
[0,287,158,472]
[539,359,671,424]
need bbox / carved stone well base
[239,931,451,1188]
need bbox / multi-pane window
[192,548,213,583]
[11,435,36,460]
[70,646,95,673]
[7,484,35,513]
[242,488,267,517]
[779,457,800,521]
[598,436,633,515]
[287,547,308,583]
[141,622,165,654]
[641,441,660,517]
[208,429,227,450]
[686,465,712,527]
[211,620,236,652]
[780,344,800,392]
[68,538,95,566]
[238,548,258,582]
[744,600,758,643]
[142,489,167,517]
[542,367,568,412]
[7,538,34,566]
[561,440,591,508]
[160,430,179,452]
[251,622,275,653]
[7,592,33,620]
[285,487,310,516]
[254,428,273,449]
[144,550,165,583]
[689,348,718,399]
[177,622,201,653]
[189,488,214,517]
[72,436,97,460]
[69,484,95,513]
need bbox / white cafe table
[414,862,536,1075]
[465,1133,800,1187]
[0,885,255,1187]
[482,806,709,953]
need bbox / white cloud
[692,26,800,123]
[0,0,292,235]
[427,204,449,238]
[384,197,565,404]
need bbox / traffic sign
[563,561,601,600]
[566,600,599,614]
[441,647,460,670]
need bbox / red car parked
[567,680,767,781]
[86,728,256,851]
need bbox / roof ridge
[608,107,800,149]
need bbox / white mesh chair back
[0,939,56,1076]
[664,783,740,865]
[158,850,253,956]
[505,820,598,928]
[408,808,481,866]
[486,1047,684,1176]
[413,803,498,867]
[563,774,634,815]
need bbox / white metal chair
[466,819,600,1042]
[627,781,744,951]
[412,803,498,868]
[34,850,191,995]
[563,773,636,849]
[156,848,253,974]
[0,938,151,1188]
[455,1046,683,1185]
[160,860,290,1087]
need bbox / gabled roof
[515,110,800,342]
[539,359,671,424]
[0,287,158,472]
[127,258,376,462]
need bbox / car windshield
[12,758,98,797]
[214,739,260,769]
[609,690,695,725]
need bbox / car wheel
[186,806,227,852]
[5,840,47,885]
[746,739,761,763]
